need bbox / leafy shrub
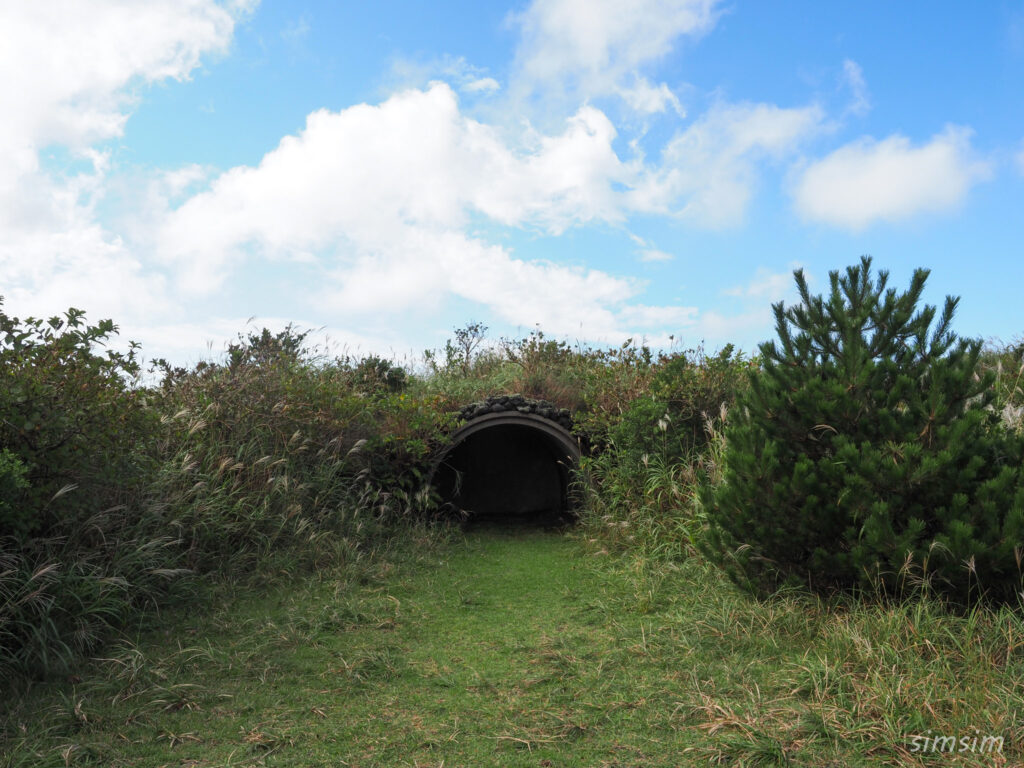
[350,355,408,394]
[0,449,30,539]
[1,314,447,680]
[500,329,589,409]
[701,258,1024,603]
[604,344,750,466]
[0,302,155,538]
[573,340,657,441]
[0,302,178,678]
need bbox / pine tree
[701,257,1024,603]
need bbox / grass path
[4,527,1022,766]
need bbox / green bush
[0,302,155,538]
[576,345,748,558]
[607,344,750,465]
[0,449,30,539]
[0,302,180,678]
[701,258,1024,603]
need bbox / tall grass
[578,405,729,559]
[574,342,746,560]
[4,302,1022,690]
[0,316,449,682]
[982,339,1024,433]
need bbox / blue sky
[2,1,1023,367]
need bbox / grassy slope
[4,528,1022,767]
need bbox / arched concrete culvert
[429,410,582,527]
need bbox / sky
[2,1,1023,368]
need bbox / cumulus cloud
[0,0,249,325]
[152,82,832,338]
[155,82,694,340]
[631,101,825,226]
[793,126,992,229]
[0,1,245,154]
[509,0,718,108]
[159,84,629,281]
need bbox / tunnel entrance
[430,410,581,528]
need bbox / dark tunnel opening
[432,419,579,529]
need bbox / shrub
[701,258,1024,603]
[149,329,451,573]
[0,302,178,678]
[576,345,749,558]
[350,355,408,394]
[0,302,155,538]
[612,344,750,464]
[0,449,30,539]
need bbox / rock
[457,396,576,428]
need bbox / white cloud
[793,126,992,230]
[0,1,246,154]
[158,84,631,287]
[510,0,719,107]
[388,55,501,97]
[0,0,250,331]
[724,266,796,301]
[842,59,870,117]
[616,76,685,116]
[692,307,774,350]
[618,303,697,328]
[464,77,501,94]
[155,82,692,341]
[631,101,825,226]
[639,248,674,262]
[151,83,833,344]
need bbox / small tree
[701,258,1024,603]
[445,322,488,376]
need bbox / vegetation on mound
[2,255,1023,689]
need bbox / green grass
[4,527,1022,766]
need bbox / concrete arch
[429,411,581,525]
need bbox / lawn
[3,526,1021,767]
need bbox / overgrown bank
[3,257,1024,763]
[0,300,748,682]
